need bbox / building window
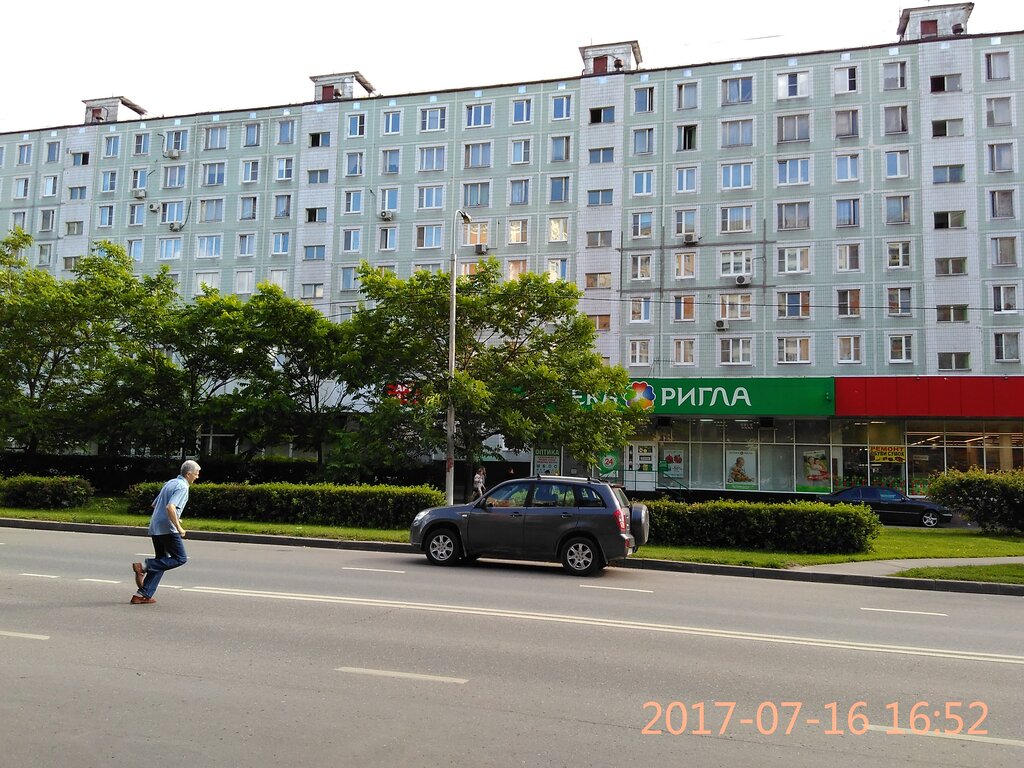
[305,207,327,223]
[932,119,964,137]
[508,219,528,244]
[240,196,258,221]
[273,158,291,182]
[633,128,654,155]
[378,227,397,251]
[238,233,255,257]
[938,352,970,371]
[777,202,810,230]
[38,209,54,232]
[308,169,329,184]
[674,209,697,237]
[382,149,400,174]
[98,205,114,227]
[277,120,295,144]
[420,106,446,131]
[159,238,182,260]
[778,246,809,274]
[66,221,84,236]
[834,66,858,94]
[719,205,752,233]
[989,143,1014,173]
[986,52,1011,81]
[936,304,969,323]
[342,229,361,253]
[720,251,752,279]
[630,297,651,322]
[589,106,614,124]
[887,287,912,316]
[777,157,809,185]
[838,335,862,363]
[933,164,964,184]
[274,194,291,219]
[837,289,861,318]
[348,113,366,137]
[587,189,612,206]
[675,167,698,195]
[677,124,698,151]
[633,170,653,196]
[995,332,1020,362]
[677,82,698,110]
[629,339,651,366]
[204,126,227,150]
[416,225,442,249]
[129,203,145,226]
[463,142,491,169]
[987,97,1013,127]
[234,270,255,296]
[200,199,224,223]
[463,182,490,208]
[722,76,753,105]
[883,61,907,90]
[589,147,613,164]
[673,294,695,322]
[632,212,653,239]
[777,71,809,99]
[548,218,569,243]
[42,175,58,197]
[722,119,753,147]
[836,199,860,228]
[72,151,90,166]
[301,283,324,300]
[551,136,571,162]
[885,195,911,225]
[511,99,531,124]
[161,201,185,224]
[777,336,811,363]
[547,257,568,280]
[631,254,652,281]
[991,190,1015,219]
[552,95,571,120]
[884,105,909,135]
[243,124,260,147]
[634,87,654,113]
[511,139,532,164]
[672,338,696,366]
[586,230,610,248]
[994,285,1017,313]
[416,186,443,210]
[934,210,966,229]
[777,291,811,319]
[418,146,444,172]
[241,160,260,183]
[836,243,861,272]
[272,232,291,255]
[134,133,150,155]
[588,314,611,332]
[777,114,809,143]
[887,241,911,268]
[835,153,860,182]
[549,176,569,203]
[13,178,29,198]
[993,237,1017,267]
[466,103,493,128]
[103,135,120,158]
[164,165,186,188]
[835,109,859,138]
[720,337,752,365]
[585,272,612,289]
[197,235,222,259]
[935,257,967,276]
[69,186,86,200]
[721,162,751,190]
[165,130,188,152]
[889,335,913,363]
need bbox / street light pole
[446,209,472,504]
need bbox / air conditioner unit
[148,203,160,212]
[379,210,393,221]
[683,233,698,244]
[166,149,180,159]
[168,222,183,232]
[133,189,147,199]
[735,274,750,286]
[715,319,730,331]
[475,244,489,255]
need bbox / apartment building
[2,3,1023,496]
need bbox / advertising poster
[533,448,561,476]
[797,449,831,493]
[725,449,758,490]
[596,451,620,476]
[627,442,656,472]
[659,444,686,480]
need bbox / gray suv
[409,475,650,575]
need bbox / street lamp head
[456,209,472,224]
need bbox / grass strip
[892,564,1024,584]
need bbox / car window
[837,487,860,500]
[860,487,881,502]
[530,482,576,507]
[878,489,903,502]
[485,481,531,507]
[612,487,631,509]
[578,486,607,508]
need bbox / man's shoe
[130,594,156,605]
[131,562,145,589]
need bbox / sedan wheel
[425,529,462,565]
[920,511,940,528]
[561,537,603,576]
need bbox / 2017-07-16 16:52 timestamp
[642,700,989,737]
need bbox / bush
[0,474,95,509]
[647,499,881,554]
[126,482,445,529]
[927,469,1024,533]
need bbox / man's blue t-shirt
[148,475,190,535]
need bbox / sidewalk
[2,517,1023,597]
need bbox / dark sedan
[819,486,953,527]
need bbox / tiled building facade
[4,3,1024,495]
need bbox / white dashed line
[342,566,406,574]
[79,578,120,584]
[335,666,467,684]
[579,584,654,593]
[0,630,50,641]
[19,573,59,579]
[861,607,948,617]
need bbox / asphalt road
[2,528,1022,768]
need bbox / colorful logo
[627,381,656,410]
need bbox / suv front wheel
[425,528,462,566]
[560,536,604,576]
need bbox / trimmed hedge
[927,469,1024,533]
[126,482,445,529]
[647,499,881,554]
[0,474,95,509]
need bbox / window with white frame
[835,153,859,182]
[988,143,1013,173]
[200,199,224,223]
[720,292,752,319]
[547,257,568,281]
[837,289,861,318]
[722,76,753,105]
[378,227,397,251]
[307,168,328,184]
[380,110,401,135]
[235,270,255,295]
[69,186,86,200]
[161,201,184,223]
[777,114,809,143]
[630,297,651,322]
[511,139,531,164]
[585,272,612,289]
[508,258,528,280]
[466,103,492,128]
[834,66,858,94]
[339,266,359,292]
[243,123,260,147]
[887,286,912,316]
[101,170,117,193]
[382,148,400,174]
[165,130,188,151]
[587,189,612,206]
[932,118,964,137]
[272,158,290,182]
[777,157,809,185]
[674,252,696,279]
[993,237,1017,266]
[672,338,696,366]
[552,95,571,120]
[65,220,83,236]
[934,210,966,229]
[676,166,697,193]
[933,164,964,184]
[133,133,150,155]
[938,352,970,371]
[418,146,445,172]
[631,254,652,280]
[551,136,571,162]
[589,106,614,124]
[889,334,913,363]
[511,98,532,124]
[98,205,114,227]
[103,135,120,158]
[777,336,811,363]
[633,128,654,155]
[13,178,29,198]
[721,162,751,189]
[673,294,696,322]
[674,208,697,236]
[994,285,1017,313]
[274,194,291,219]
[722,119,753,147]
[129,203,145,226]
[835,241,860,272]
[240,196,257,220]
[935,257,967,276]
[548,217,568,242]
[777,246,809,274]
[72,151,89,166]
[205,126,227,150]
[930,73,962,93]
[883,61,907,90]
[272,232,290,255]
[838,335,862,363]
[836,198,860,227]
[720,337,752,365]
[197,235,222,258]
[164,165,185,188]
[629,339,651,366]
[268,269,287,289]
[720,205,752,233]
[416,224,442,249]
[777,71,809,99]
[777,201,810,230]
[124,241,140,262]
[632,212,653,239]
[995,332,1020,362]
[159,237,182,260]
[238,233,255,257]
[195,271,220,292]
[342,229,361,253]
[464,221,489,245]
[720,251,752,278]
[348,113,366,137]
[885,150,910,179]
[42,175,57,197]
[379,187,398,212]
[301,283,324,300]
[633,170,653,196]
[936,304,969,323]
[38,209,54,231]
[586,230,610,248]
[276,120,294,145]
[305,206,327,223]
[463,182,490,208]
[677,124,698,151]
[635,86,654,113]
[887,241,911,268]
[508,219,528,244]
[549,176,569,202]
[510,179,529,205]
[886,195,911,225]
[417,185,443,210]
[677,82,698,110]
[420,106,446,131]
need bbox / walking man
[130,460,201,604]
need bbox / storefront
[581,377,1024,498]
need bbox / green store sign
[578,377,835,417]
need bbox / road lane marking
[185,586,1024,666]
[342,567,406,574]
[335,666,467,684]
[79,578,120,584]
[1,630,50,640]
[19,573,59,579]
[579,585,654,593]
[865,724,1024,748]
[861,607,948,617]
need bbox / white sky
[3,0,1023,133]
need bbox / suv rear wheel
[425,528,462,565]
[560,536,604,576]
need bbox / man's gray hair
[181,460,202,476]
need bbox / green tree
[348,259,645,472]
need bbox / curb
[3,518,1022,597]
